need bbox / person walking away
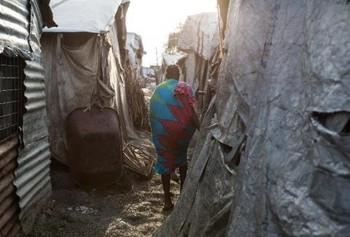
[149,64,200,211]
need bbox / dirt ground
[27,78,180,237]
[27,160,180,237]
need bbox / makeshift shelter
[126,32,143,82]
[41,0,153,177]
[155,0,350,236]
[176,12,219,116]
[124,32,149,130]
[142,67,156,79]
[162,52,187,66]
[0,0,56,235]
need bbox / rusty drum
[66,107,123,188]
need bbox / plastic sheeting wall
[180,53,196,87]
[222,1,350,236]
[0,0,52,235]
[178,13,218,61]
[177,13,219,116]
[177,12,218,87]
[155,0,350,236]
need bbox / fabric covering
[150,79,196,174]
[43,0,123,33]
[41,32,137,164]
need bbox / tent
[155,0,350,236]
[41,0,140,164]
[124,32,150,130]
[176,12,219,117]
[126,32,144,82]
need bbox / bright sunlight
[126,0,218,67]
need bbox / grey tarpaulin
[175,12,219,117]
[177,12,219,61]
[177,12,219,90]
[155,0,350,236]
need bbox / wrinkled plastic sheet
[156,0,350,236]
[221,1,350,236]
[178,12,219,60]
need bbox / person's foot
[163,194,173,212]
[162,203,174,212]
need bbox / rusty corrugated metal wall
[0,136,20,237]
[0,0,52,235]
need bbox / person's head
[165,64,180,80]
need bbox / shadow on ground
[27,160,180,237]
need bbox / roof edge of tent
[43,28,109,33]
[43,0,126,33]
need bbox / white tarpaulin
[162,52,187,66]
[44,0,126,33]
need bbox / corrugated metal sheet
[23,60,48,142]
[15,139,51,234]
[0,0,52,234]
[0,0,30,55]
[14,3,52,234]
[16,56,51,234]
[0,136,20,237]
[29,0,43,53]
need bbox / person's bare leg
[161,174,173,210]
[179,165,187,191]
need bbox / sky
[126,0,218,67]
